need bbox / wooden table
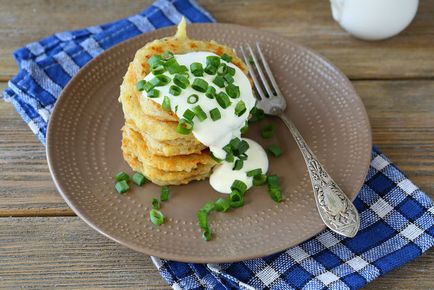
[1,0,433,288]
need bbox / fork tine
[240,46,266,100]
[256,43,283,97]
[247,44,274,98]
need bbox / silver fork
[240,43,360,238]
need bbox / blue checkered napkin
[153,147,434,289]
[1,0,214,144]
[2,3,433,290]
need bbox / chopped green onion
[225,152,234,162]
[168,64,188,74]
[202,228,212,241]
[215,198,231,212]
[190,62,204,76]
[240,123,249,134]
[229,137,241,151]
[239,153,248,160]
[132,172,147,186]
[187,94,199,104]
[192,78,209,93]
[201,202,215,214]
[151,65,166,75]
[221,53,232,62]
[210,152,223,163]
[149,75,170,87]
[147,89,160,98]
[161,51,174,60]
[182,109,195,121]
[148,55,163,68]
[169,85,181,96]
[231,180,247,194]
[176,119,194,135]
[247,168,262,177]
[209,108,221,121]
[229,190,244,208]
[224,73,234,84]
[150,209,165,226]
[136,80,147,92]
[204,64,217,75]
[175,105,179,112]
[235,100,247,116]
[253,174,268,186]
[216,92,231,109]
[115,171,129,182]
[267,175,282,202]
[248,56,254,64]
[151,198,160,210]
[267,144,283,157]
[269,188,283,203]
[160,186,169,201]
[227,66,236,76]
[212,75,225,88]
[115,180,129,194]
[143,81,154,92]
[261,124,275,139]
[249,107,265,122]
[197,210,208,229]
[206,55,221,67]
[225,84,240,99]
[217,63,227,75]
[164,58,178,67]
[205,86,216,99]
[236,140,250,155]
[162,96,171,111]
[193,105,207,121]
[233,159,244,170]
[173,74,189,89]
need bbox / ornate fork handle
[279,113,360,237]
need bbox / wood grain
[0,0,434,80]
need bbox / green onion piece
[149,75,170,87]
[239,153,248,160]
[217,63,227,75]
[206,55,221,67]
[253,174,268,186]
[212,75,225,88]
[193,105,207,121]
[224,73,234,84]
[115,180,129,194]
[229,190,244,208]
[197,210,208,229]
[148,55,163,68]
[227,66,236,76]
[173,74,190,89]
[182,109,195,121]
[150,209,165,226]
[248,56,254,64]
[190,62,204,76]
[209,108,221,121]
[162,96,171,111]
[202,228,212,241]
[240,123,249,134]
[115,171,129,182]
[261,124,275,139]
[205,86,216,99]
[201,201,215,214]
[267,175,280,188]
[267,175,282,202]
[143,81,154,92]
[136,80,147,92]
[151,198,160,210]
[132,172,147,186]
[151,65,166,75]
[225,84,240,99]
[249,107,265,122]
[231,180,247,194]
[269,188,283,203]
[164,58,178,67]
[168,64,188,74]
[192,78,209,93]
[216,92,231,109]
[148,76,162,87]
[169,85,182,96]
[221,53,232,62]
[225,152,234,162]
[147,89,160,98]
[229,137,241,152]
[223,144,232,153]
[247,168,262,177]
[233,159,244,170]
[204,64,217,75]
[160,186,169,201]
[187,94,199,104]
[235,100,247,116]
[176,119,194,135]
[235,139,249,155]
[209,152,223,163]
[215,198,231,212]
[267,144,283,157]
[161,51,174,60]
[175,105,179,112]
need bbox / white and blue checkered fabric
[2,2,433,289]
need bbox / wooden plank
[0,216,431,289]
[0,0,434,81]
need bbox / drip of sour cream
[141,51,269,194]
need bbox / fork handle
[278,114,360,237]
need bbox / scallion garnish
[205,86,216,99]
[237,140,249,155]
[173,74,189,89]
[225,84,240,99]
[210,152,223,163]
[169,85,181,96]
[253,174,268,186]
[151,65,166,75]
[248,55,254,64]
[193,105,207,121]
[212,75,225,88]
[150,209,165,226]
[227,66,236,76]
[224,73,234,84]
[149,75,171,87]
[192,78,209,93]
[190,62,204,77]
[168,64,188,74]
[161,51,174,60]
[197,209,208,229]
[206,55,221,67]
[161,96,171,111]
[115,180,129,194]
[215,198,231,212]
[160,186,169,201]
[233,159,244,170]
[209,108,221,121]
[132,172,147,186]
[187,94,199,104]
[229,137,241,152]
[267,175,283,202]
[231,180,247,194]
[221,53,232,62]
[261,124,275,139]
[235,100,247,116]
[216,92,231,109]
[176,119,194,135]
[201,202,215,214]
[249,107,265,122]
[202,228,212,241]
[148,55,163,68]
[151,198,160,210]
[229,190,244,208]
[147,89,160,98]
[143,81,154,92]
[136,80,147,92]
[204,64,217,75]
[225,152,234,162]
[115,171,129,182]
[240,123,249,134]
[267,144,283,157]
[247,168,262,177]
[183,109,195,121]
[164,58,178,67]
[239,153,248,160]
[217,63,227,75]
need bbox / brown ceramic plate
[46,23,371,263]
